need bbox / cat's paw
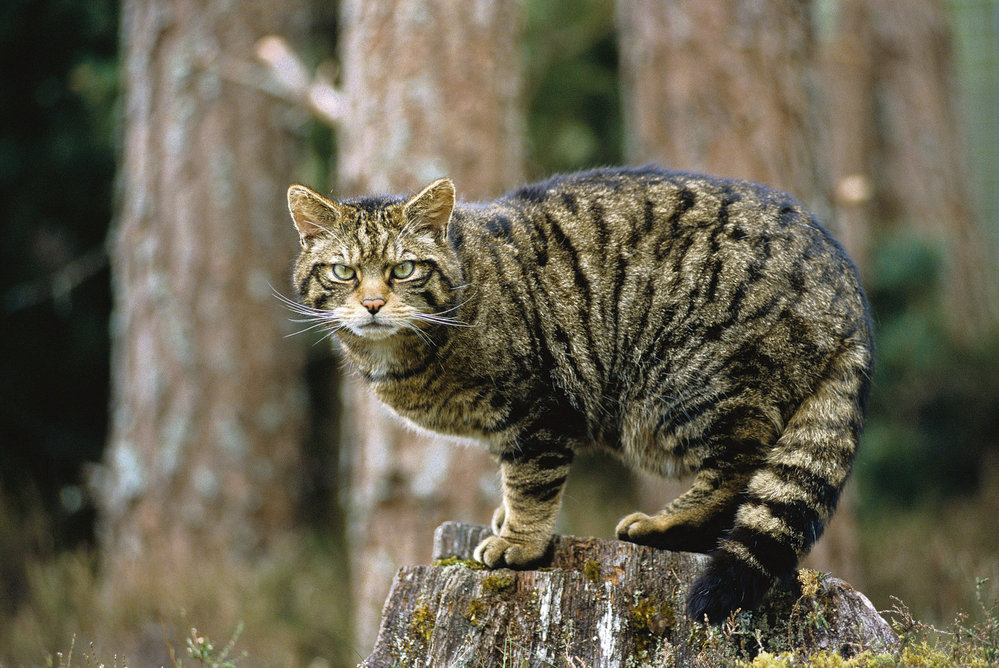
[616,510,721,552]
[473,535,549,569]
[615,512,657,543]
[490,505,506,535]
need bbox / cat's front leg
[474,443,573,569]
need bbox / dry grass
[0,530,359,668]
[857,458,999,627]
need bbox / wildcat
[285,166,873,623]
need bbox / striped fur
[287,167,873,623]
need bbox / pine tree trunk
[614,0,862,586]
[827,0,999,338]
[616,0,829,211]
[336,0,526,651]
[100,0,306,603]
[821,2,877,270]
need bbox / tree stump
[360,522,897,667]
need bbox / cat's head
[286,178,465,343]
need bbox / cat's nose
[362,297,386,314]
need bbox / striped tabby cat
[286,167,873,623]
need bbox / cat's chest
[371,371,511,443]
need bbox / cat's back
[478,165,866,334]
[454,166,870,421]
[498,165,823,248]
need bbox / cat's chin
[350,322,401,341]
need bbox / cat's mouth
[353,319,400,340]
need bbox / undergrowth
[9,571,999,667]
[741,580,999,666]
[0,530,357,668]
[3,474,999,667]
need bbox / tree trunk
[99,0,306,608]
[361,522,898,667]
[821,2,877,271]
[616,0,828,212]
[826,0,999,338]
[614,0,862,586]
[336,0,526,651]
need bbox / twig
[196,35,345,127]
[3,245,107,315]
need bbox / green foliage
[179,623,245,668]
[857,229,999,508]
[524,0,621,175]
[0,0,118,549]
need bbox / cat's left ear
[403,177,455,239]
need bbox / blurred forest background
[1,0,998,665]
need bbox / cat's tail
[686,338,873,623]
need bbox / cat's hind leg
[615,468,749,552]
[616,404,774,553]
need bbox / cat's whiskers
[314,322,347,346]
[411,313,473,328]
[409,296,475,329]
[272,287,346,342]
[399,320,435,347]
[284,319,332,336]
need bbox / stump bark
[360,522,897,667]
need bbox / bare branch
[3,246,108,315]
[192,35,345,127]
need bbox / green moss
[630,595,676,656]
[583,559,601,583]
[738,648,938,667]
[630,597,656,630]
[660,598,678,631]
[899,642,975,667]
[432,556,486,570]
[741,652,796,668]
[480,573,514,595]
[465,598,487,625]
[408,604,434,646]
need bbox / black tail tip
[686,551,775,624]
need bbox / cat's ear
[403,178,455,239]
[287,185,341,248]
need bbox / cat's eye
[331,264,356,281]
[391,261,416,280]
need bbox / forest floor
[2,466,999,666]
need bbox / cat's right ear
[287,185,340,248]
